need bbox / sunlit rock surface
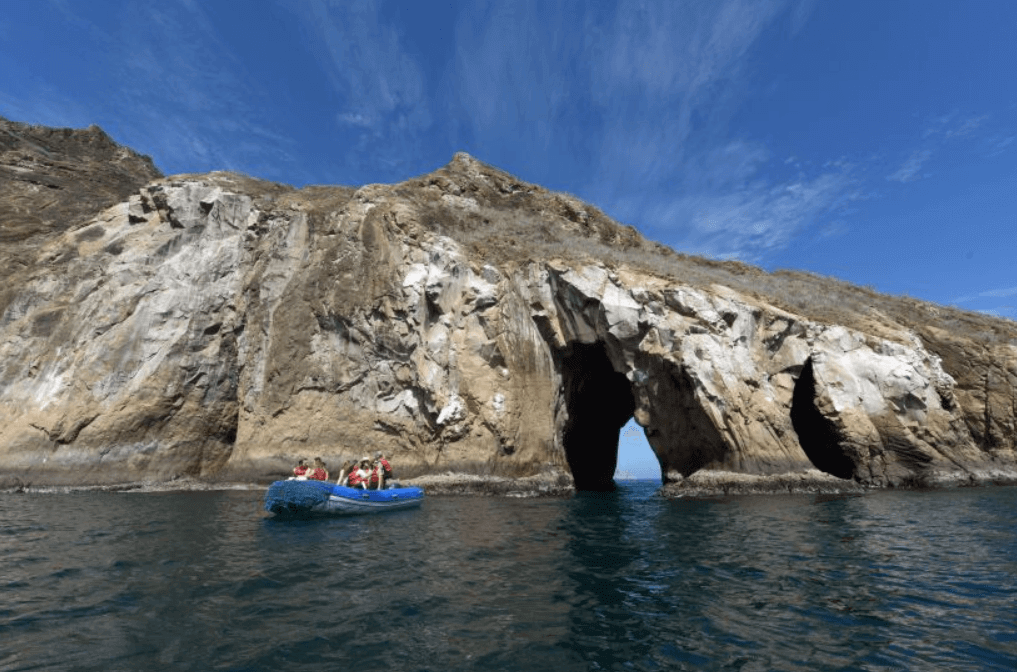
[1,119,1015,491]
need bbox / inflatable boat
[264,479,424,517]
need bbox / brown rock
[1,125,1015,493]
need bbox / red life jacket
[368,466,381,486]
[293,465,308,477]
[308,467,327,481]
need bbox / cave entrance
[790,358,856,479]
[559,342,636,491]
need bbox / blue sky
[4,1,1016,478]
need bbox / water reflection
[2,486,1016,671]
[552,486,1017,671]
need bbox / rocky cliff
[1,119,1015,492]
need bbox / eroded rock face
[0,116,162,282]
[536,266,1012,489]
[1,130,1015,490]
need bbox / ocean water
[2,482,1016,671]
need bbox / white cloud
[979,286,1017,298]
[886,150,932,183]
[823,157,854,170]
[590,0,784,165]
[337,112,375,129]
[299,0,429,134]
[597,0,782,96]
[565,0,848,262]
[922,113,956,139]
[449,1,584,157]
[951,286,1017,304]
[656,170,854,260]
[0,87,91,129]
[788,0,816,34]
[988,134,1015,157]
[976,306,1016,320]
[72,1,301,179]
[944,114,989,139]
[447,0,794,184]
[604,136,856,260]
[921,112,995,152]
[532,0,868,263]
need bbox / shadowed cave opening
[790,358,857,480]
[559,342,637,491]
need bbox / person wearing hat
[347,458,371,489]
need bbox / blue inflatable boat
[264,479,424,517]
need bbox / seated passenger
[375,451,394,482]
[292,458,309,479]
[335,460,355,486]
[347,459,371,489]
[346,469,363,488]
[307,457,329,481]
[368,461,383,490]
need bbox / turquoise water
[2,482,1016,670]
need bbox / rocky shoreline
[660,468,1017,497]
[5,468,1017,498]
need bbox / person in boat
[307,457,329,481]
[367,460,384,491]
[335,460,355,486]
[292,458,309,479]
[375,451,394,482]
[347,458,371,489]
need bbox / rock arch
[558,342,636,490]
[632,358,730,482]
[554,342,736,489]
[789,358,857,479]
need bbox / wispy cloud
[283,0,434,177]
[952,286,1017,303]
[446,0,846,263]
[944,114,989,139]
[448,1,592,172]
[922,113,956,139]
[575,0,856,260]
[0,87,91,129]
[0,1,305,182]
[302,0,429,132]
[589,0,786,183]
[886,149,932,183]
[920,112,989,140]
[973,305,1016,321]
[634,166,855,260]
[988,134,1015,157]
[887,110,1008,187]
[788,0,816,34]
[14,1,295,181]
[951,286,1017,320]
